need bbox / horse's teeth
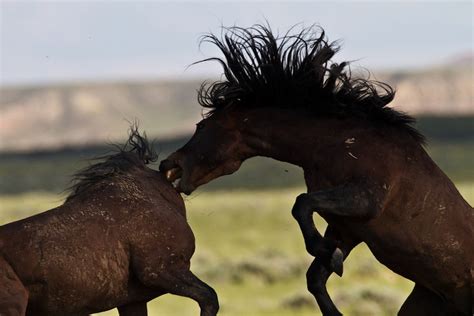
[165,167,183,182]
[172,179,180,189]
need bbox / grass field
[1,183,472,316]
[1,116,472,315]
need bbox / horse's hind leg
[138,268,218,316]
[398,284,458,316]
[118,302,147,316]
[0,257,28,316]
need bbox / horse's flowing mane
[197,24,425,144]
[66,125,158,202]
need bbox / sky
[1,1,472,86]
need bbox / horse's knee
[291,193,309,219]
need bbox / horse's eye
[196,123,205,131]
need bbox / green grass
[1,183,472,316]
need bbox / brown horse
[160,25,473,315]
[0,127,218,316]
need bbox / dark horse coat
[0,128,218,316]
[160,25,473,315]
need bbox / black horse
[160,25,473,315]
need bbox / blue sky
[1,1,472,85]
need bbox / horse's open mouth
[159,158,189,193]
[165,166,183,188]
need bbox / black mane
[197,24,425,143]
[66,125,158,202]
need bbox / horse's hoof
[330,247,344,276]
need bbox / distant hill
[0,80,204,152]
[380,55,473,115]
[0,57,472,152]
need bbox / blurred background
[1,1,472,315]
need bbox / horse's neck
[243,111,365,168]
[243,111,422,189]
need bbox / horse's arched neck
[240,108,360,168]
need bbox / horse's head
[160,24,416,194]
[159,24,336,194]
[160,109,249,195]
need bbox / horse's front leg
[291,197,344,275]
[292,178,385,275]
[306,227,360,316]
